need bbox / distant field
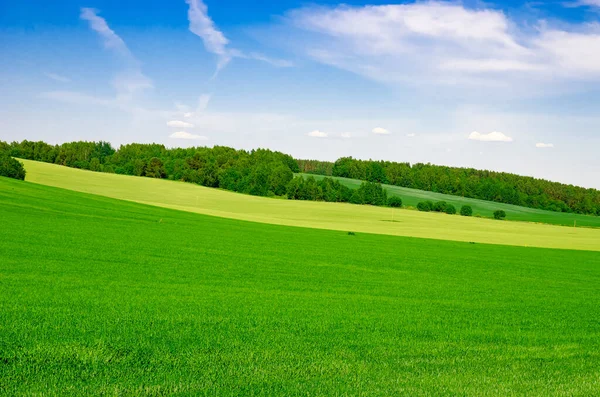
[2,176,600,394]
[300,173,600,228]
[19,159,600,251]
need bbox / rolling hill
[1,176,600,394]
[301,173,600,228]
[18,159,600,251]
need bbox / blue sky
[1,0,600,188]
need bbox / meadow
[301,173,600,228]
[20,159,600,251]
[1,176,600,395]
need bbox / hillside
[18,159,600,251]
[298,157,600,215]
[2,176,600,394]
[300,173,600,228]
[5,140,600,217]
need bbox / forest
[1,140,390,207]
[3,140,599,216]
[298,157,600,216]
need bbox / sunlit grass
[19,159,600,251]
[1,177,600,394]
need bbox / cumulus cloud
[169,131,208,140]
[167,120,195,128]
[285,1,600,89]
[372,127,390,135]
[536,142,554,148]
[307,130,328,138]
[469,131,513,142]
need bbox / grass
[300,173,600,228]
[18,159,600,252]
[2,176,600,395]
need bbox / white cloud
[80,8,135,63]
[247,53,294,68]
[372,127,390,135]
[169,131,208,140]
[44,73,71,83]
[79,8,152,100]
[185,0,292,76]
[185,0,231,75]
[167,120,195,128]
[407,133,416,137]
[340,132,351,139]
[536,142,554,148]
[307,130,328,138]
[284,1,600,89]
[469,131,513,142]
[571,0,600,7]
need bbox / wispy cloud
[536,142,554,148]
[284,1,600,91]
[469,131,513,142]
[169,131,208,140]
[185,0,292,76]
[81,8,152,99]
[247,53,294,68]
[44,72,71,83]
[185,0,231,75]
[42,8,155,128]
[568,0,600,8]
[80,8,135,64]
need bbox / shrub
[460,205,473,217]
[0,154,26,180]
[417,201,432,212]
[357,181,387,206]
[493,210,507,220]
[433,201,448,212]
[445,204,457,215]
[349,191,363,205]
[387,196,403,208]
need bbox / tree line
[297,156,600,216]
[5,140,598,216]
[1,140,398,207]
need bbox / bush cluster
[493,210,507,220]
[417,200,457,215]
[387,196,403,208]
[0,153,26,181]
[460,205,473,217]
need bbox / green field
[301,173,600,228]
[1,176,600,395]
[18,159,600,251]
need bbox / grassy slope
[19,159,600,252]
[1,176,600,395]
[300,173,600,228]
